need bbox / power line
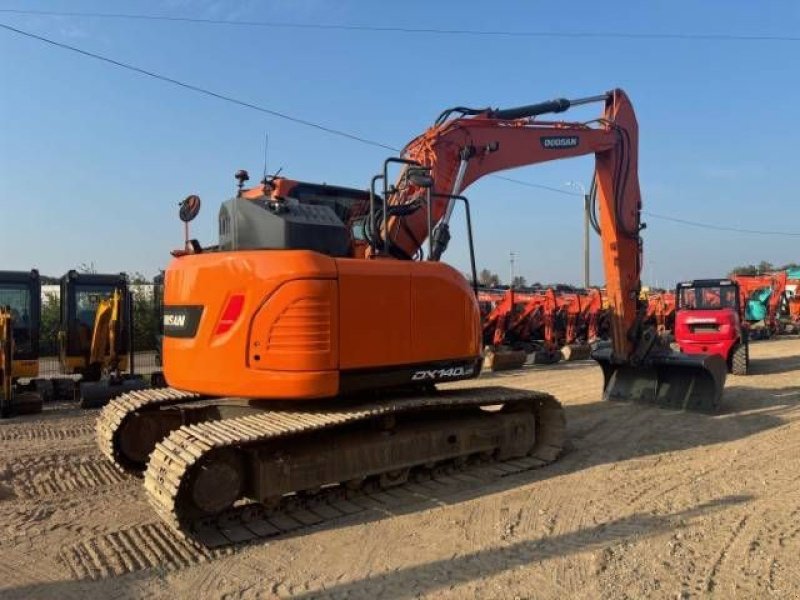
[492,175,580,196]
[0,22,396,152]
[1,8,798,43]
[642,211,800,237]
[1,22,797,240]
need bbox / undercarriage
[97,386,565,544]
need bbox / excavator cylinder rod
[490,93,609,120]
[593,347,727,412]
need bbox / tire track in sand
[0,421,95,443]
[8,453,132,499]
[58,455,562,581]
[59,522,218,580]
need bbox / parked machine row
[0,269,152,417]
[479,286,607,368]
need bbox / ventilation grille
[267,298,331,353]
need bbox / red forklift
[674,279,749,375]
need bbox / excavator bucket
[592,345,727,412]
[483,347,527,372]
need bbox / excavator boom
[378,89,725,409]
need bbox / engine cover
[219,196,351,257]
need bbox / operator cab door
[59,271,130,372]
[0,270,40,362]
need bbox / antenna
[268,131,269,183]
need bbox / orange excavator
[645,291,676,335]
[558,288,607,360]
[734,272,787,337]
[480,288,548,369]
[98,89,726,540]
[502,288,562,363]
[487,287,607,363]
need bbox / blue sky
[1,0,798,287]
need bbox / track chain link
[96,387,201,472]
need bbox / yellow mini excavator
[0,270,44,417]
[58,271,146,408]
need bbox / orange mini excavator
[98,89,726,539]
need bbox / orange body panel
[337,260,413,369]
[409,261,481,362]
[164,251,340,399]
[164,251,480,400]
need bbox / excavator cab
[59,270,146,407]
[0,270,44,417]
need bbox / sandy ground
[2,337,800,599]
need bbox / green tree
[730,264,757,276]
[757,260,774,274]
[478,269,501,287]
[511,275,527,288]
[39,291,60,356]
[128,272,159,352]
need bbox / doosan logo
[411,366,473,381]
[164,314,187,328]
[162,306,202,338]
[541,136,579,149]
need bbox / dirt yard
[2,337,800,599]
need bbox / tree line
[475,269,537,288]
[729,261,800,276]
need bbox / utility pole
[509,250,516,288]
[566,181,590,288]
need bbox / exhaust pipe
[592,343,727,413]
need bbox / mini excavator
[59,271,146,407]
[98,89,726,540]
[0,270,44,417]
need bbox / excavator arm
[375,89,725,410]
[378,90,638,360]
[88,289,122,374]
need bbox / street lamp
[566,181,590,288]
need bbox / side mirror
[179,195,201,223]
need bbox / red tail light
[215,294,245,335]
